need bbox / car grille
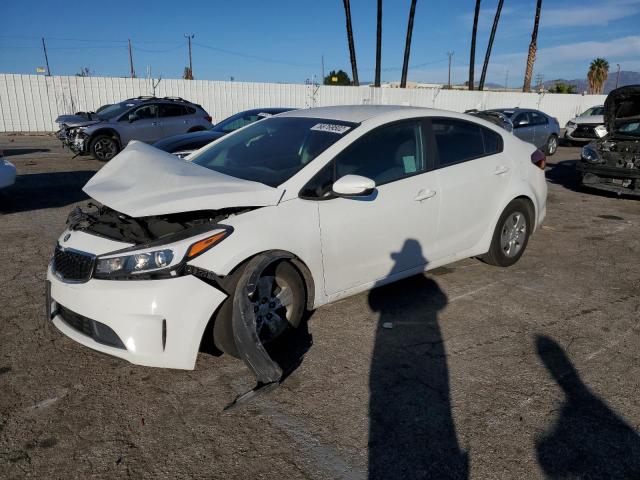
[573,125,598,139]
[58,305,126,349]
[53,245,95,282]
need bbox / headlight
[566,121,576,128]
[581,144,604,164]
[93,228,231,280]
[594,125,607,138]
[95,248,175,278]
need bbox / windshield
[97,102,137,120]
[191,117,357,187]
[581,106,604,116]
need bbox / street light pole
[184,34,194,79]
[616,64,621,89]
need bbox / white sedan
[0,153,16,189]
[46,105,547,373]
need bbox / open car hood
[83,141,284,217]
[55,114,102,128]
[604,85,640,137]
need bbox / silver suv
[56,97,212,160]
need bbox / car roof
[277,105,422,123]
[120,96,202,108]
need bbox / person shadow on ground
[535,335,640,479]
[368,239,468,480]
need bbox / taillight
[204,115,212,123]
[531,149,546,170]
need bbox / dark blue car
[153,107,296,157]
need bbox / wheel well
[514,195,536,224]
[89,129,121,148]
[225,250,316,311]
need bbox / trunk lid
[83,141,284,217]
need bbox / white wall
[0,74,607,132]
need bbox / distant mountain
[543,71,640,94]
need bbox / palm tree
[587,58,609,94]
[400,0,418,88]
[374,0,382,87]
[342,0,359,86]
[523,0,542,92]
[478,0,504,91]
[468,0,481,90]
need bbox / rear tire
[545,134,558,156]
[90,135,119,161]
[213,259,305,358]
[482,199,532,267]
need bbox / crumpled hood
[570,115,604,125]
[604,85,640,137]
[55,114,102,128]
[83,141,284,217]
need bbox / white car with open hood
[47,105,547,373]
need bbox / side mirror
[515,118,530,128]
[332,174,376,197]
[128,113,139,123]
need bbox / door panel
[430,118,511,258]
[124,104,161,143]
[531,111,549,148]
[160,104,190,138]
[318,173,440,295]
[512,112,536,145]
[315,119,440,295]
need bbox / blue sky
[1,0,640,85]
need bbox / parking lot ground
[1,133,639,479]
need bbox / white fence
[0,74,607,132]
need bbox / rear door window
[160,104,187,117]
[431,118,503,167]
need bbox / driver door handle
[414,189,437,201]
[493,165,509,175]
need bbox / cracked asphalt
[1,134,639,479]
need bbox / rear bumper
[46,265,227,369]
[576,162,640,196]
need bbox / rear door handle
[414,189,437,201]
[493,165,509,175]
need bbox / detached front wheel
[213,259,305,358]
[90,135,119,161]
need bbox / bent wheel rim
[500,212,527,258]
[252,275,293,344]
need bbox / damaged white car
[46,106,547,389]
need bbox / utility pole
[447,51,454,88]
[374,0,382,87]
[616,64,621,89]
[321,54,325,84]
[41,37,51,76]
[535,73,544,91]
[128,39,136,78]
[505,69,509,91]
[184,34,194,80]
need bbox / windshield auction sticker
[310,123,351,134]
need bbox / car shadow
[0,171,94,214]
[535,335,640,479]
[368,240,468,480]
[2,148,51,156]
